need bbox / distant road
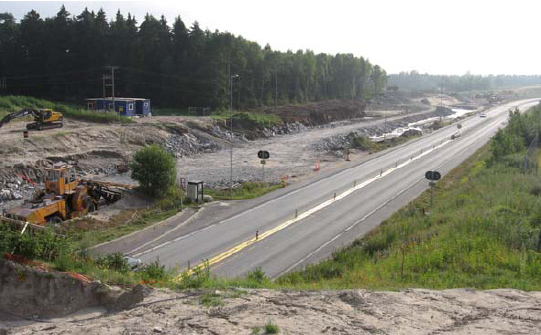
[135,99,539,278]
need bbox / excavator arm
[0,108,63,131]
[0,109,38,129]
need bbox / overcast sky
[3,0,540,75]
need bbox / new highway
[135,99,539,278]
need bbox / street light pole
[229,62,233,200]
[229,62,240,200]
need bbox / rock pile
[165,133,222,158]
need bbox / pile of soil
[262,99,367,126]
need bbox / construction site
[0,88,510,231]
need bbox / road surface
[134,99,539,278]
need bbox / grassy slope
[0,95,132,123]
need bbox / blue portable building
[85,97,151,117]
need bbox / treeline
[0,6,386,109]
[490,105,540,166]
[389,71,541,92]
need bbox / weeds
[96,253,130,273]
[264,319,280,334]
[140,259,169,283]
[200,292,224,307]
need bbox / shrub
[200,293,224,307]
[141,259,168,282]
[264,320,279,334]
[246,267,268,284]
[0,225,71,261]
[130,144,177,198]
[96,253,130,273]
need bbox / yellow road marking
[176,139,451,280]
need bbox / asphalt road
[135,99,539,278]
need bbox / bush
[246,267,268,284]
[130,144,177,198]
[0,225,71,261]
[350,133,374,151]
[141,259,168,282]
[264,320,279,334]
[96,252,130,273]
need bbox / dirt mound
[0,259,146,320]
[264,99,366,126]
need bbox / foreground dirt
[3,288,541,334]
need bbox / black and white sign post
[425,170,441,208]
[258,150,270,183]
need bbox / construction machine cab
[45,166,78,195]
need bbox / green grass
[200,292,224,307]
[264,320,280,334]
[53,130,72,137]
[205,182,283,200]
[0,227,175,287]
[0,95,133,124]
[66,207,180,251]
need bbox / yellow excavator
[0,108,64,131]
[1,165,125,227]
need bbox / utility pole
[275,67,278,113]
[105,66,119,112]
[102,75,106,98]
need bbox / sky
[2,0,541,76]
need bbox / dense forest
[0,6,387,109]
[389,71,541,92]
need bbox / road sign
[260,159,266,165]
[425,171,441,181]
[258,150,270,159]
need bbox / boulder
[11,191,23,200]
